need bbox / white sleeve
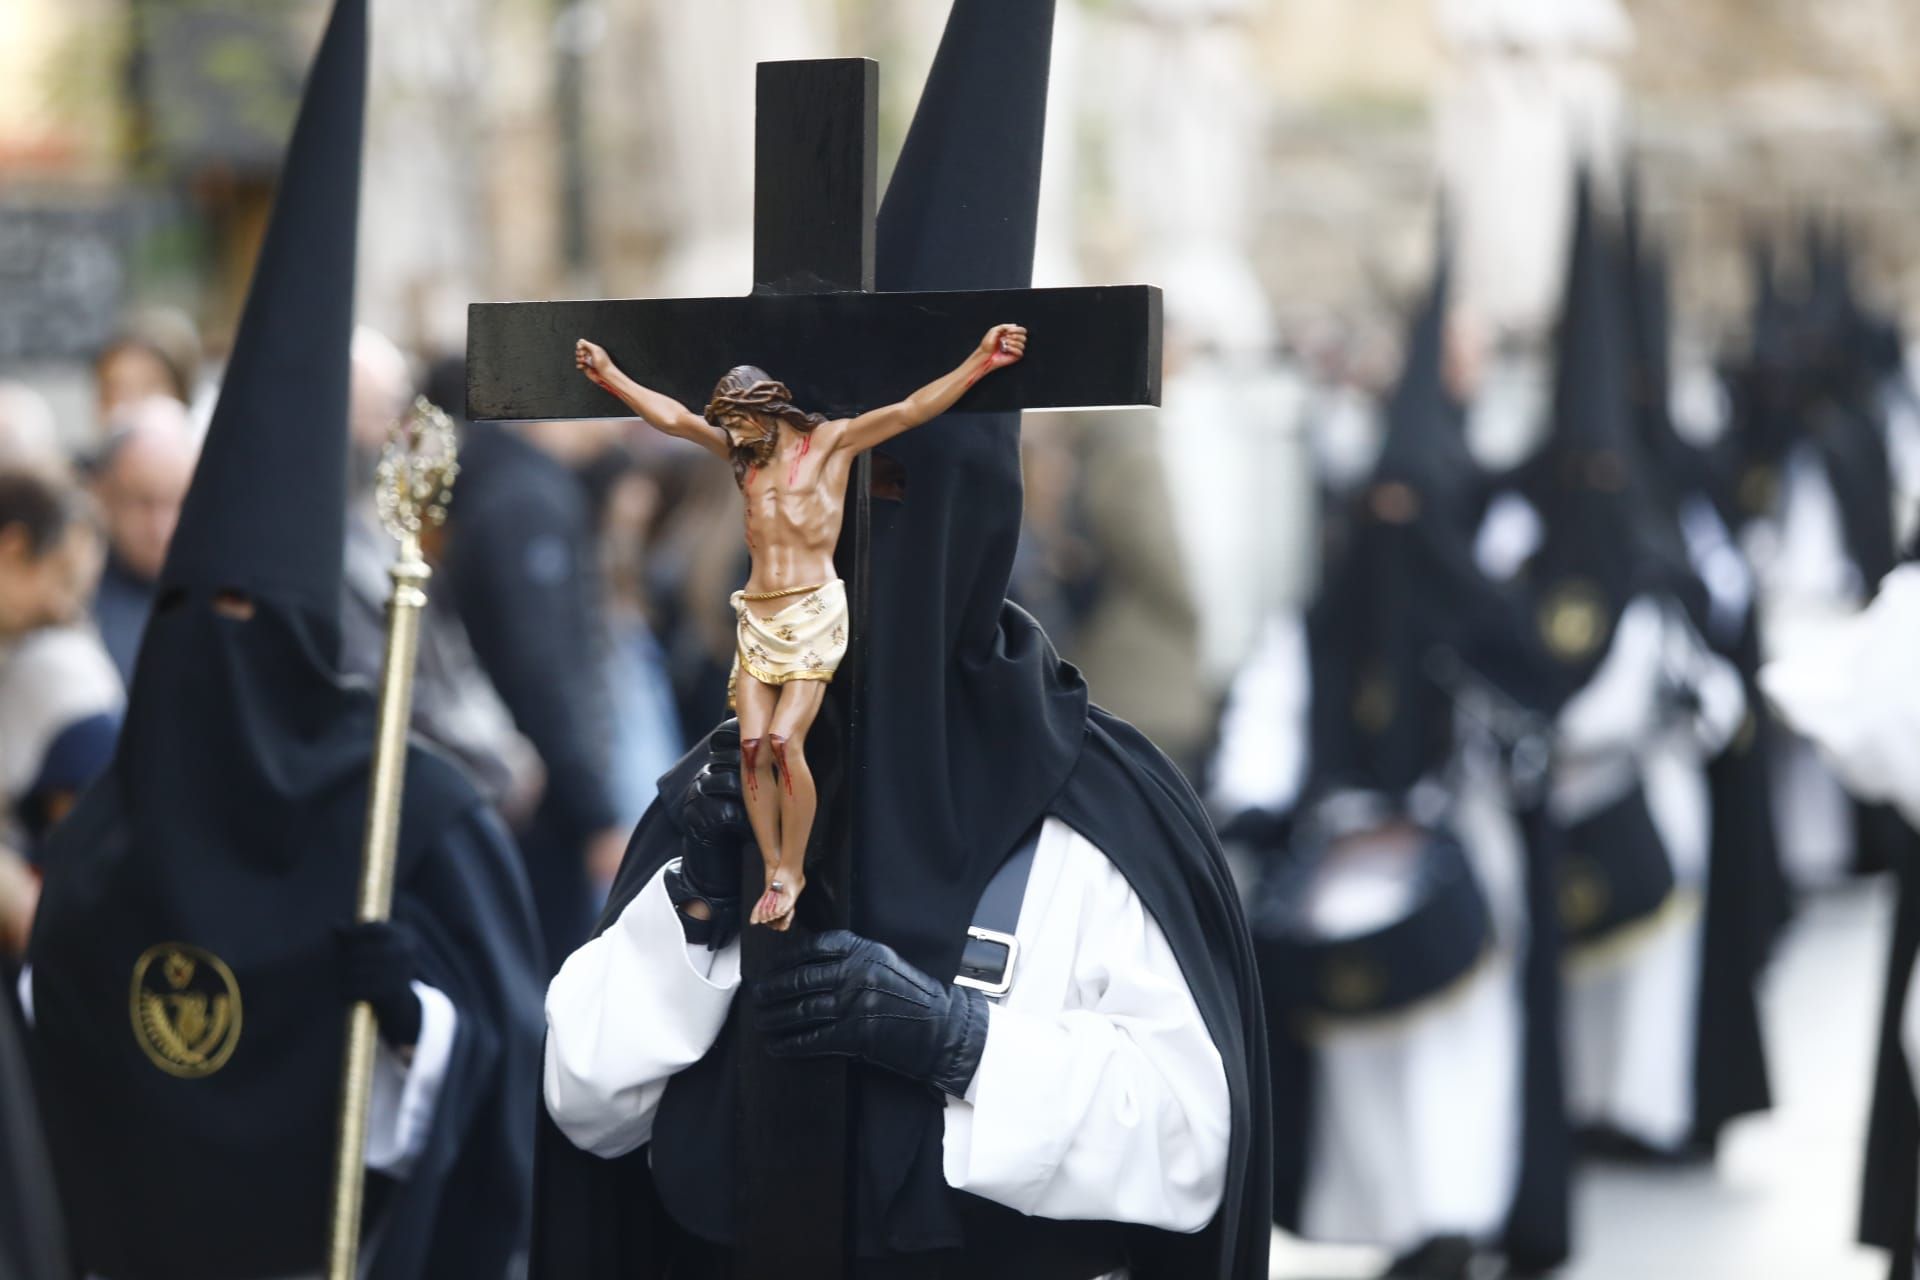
[15,964,32,1026]
[1763,564,1920,829]
[1474,491,1543,583]
[1555,595,1666,757]
[941,822,1231,1232]
[1663,608,1745,756]
[1210,612,1309,818]
[543,861,742,1158]
[365,982,458,1177]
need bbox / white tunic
[542,817,1231,1236]
[1213,611,1526,1253]
[1300,755,1528,1254]
[1748,444,1872,885]
[1555,595,1744,1150]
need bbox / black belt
[954,822,1042,997]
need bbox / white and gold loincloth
[728,579,849,694]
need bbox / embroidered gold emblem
[830,624,846,647]
[1352,667,1396,735]
[1321,947,1386,1012]
[1559,856,1611,934]
[1538,579,1607,665]
[1737,463,1777,518]
[130,942,242,1079]
[778,624,797,642]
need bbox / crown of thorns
[704,368,826,433]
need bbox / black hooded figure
[1618,187,1778,1154]
[1510,176,1747,1160]
[529,2,1271,1277]
[1722,222,1908,885]
[24,3,544,1277]
[1262,253,1570,1277]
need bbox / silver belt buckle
[955,926,1018,997]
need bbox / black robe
[528,709,1272,1280]
[27,747,544,1280]
[2,988,68,1280]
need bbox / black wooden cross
[467,57,1159,1278]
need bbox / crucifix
[468,56,1159,1278]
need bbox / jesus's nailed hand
[979,323,1028,371]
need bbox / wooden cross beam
[467,57,1160,1279]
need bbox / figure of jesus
[574,325,1028,929]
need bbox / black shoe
[1384,1235,1476,1280]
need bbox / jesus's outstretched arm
[840,324,1027,453]
[574,339,732,460]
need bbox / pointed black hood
[861,0,1083,956]
[112,0,372,859]
[1309,251,1548,794]
[1521,174,1685,700]
[1373,252,1479,520]
[159,0,365,642]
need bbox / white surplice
[1554,595,1744,1150]
[1299,753,1529,1254]
[543,817,1232,1235]
[1748,444,1872,885]
[1212,609,1527,1253]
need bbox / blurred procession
[4,2,1920,1279]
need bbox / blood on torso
[739,420,851,595]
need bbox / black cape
[2,992,67,1280]
[530,704,1272,1280]
[28,724,544,1280]
[1619,195,1777,1145]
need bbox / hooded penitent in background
[1724,223,1911,888]
[1762,532,1920,1280]
[1496,177,1746,1161]
[23,3,543,1277]
[531,1,1270,1276]
[1618,185,1777,1154]
[1254,250,1569,1280]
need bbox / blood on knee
[768,734,794,798]
[741,737,763,800]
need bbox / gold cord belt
[739,581,829,602]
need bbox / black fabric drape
[530,709,1272,1279]
[1,990,67,1280]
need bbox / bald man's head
[93,396,200,584]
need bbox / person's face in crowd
[95,429,196,584]
[96,342,184,420]
[0,519,100,636]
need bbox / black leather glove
[336,920,423,1050]
[752,930,989,1097]
[667,719,750,948]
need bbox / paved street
[1273,880,1897,1280]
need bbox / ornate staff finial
[374,396,460,545]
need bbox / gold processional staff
[326,398,460,1280]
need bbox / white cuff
[660,858,743,990]
[942,1003,1071,1210]
[15,965,32,1027]
[365,982,458,1178]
